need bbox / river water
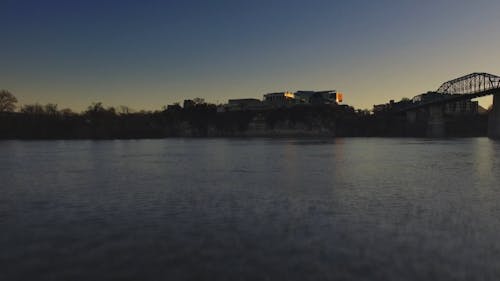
[1,138,500,280]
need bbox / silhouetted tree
[84,102,117,119]
[21,103,45,114]
[356,109,371,116]
[193,97,205,105]
[118,105,133,115]
[85,102,105,114]
[44,103,59,115]
[60,108,76,116]
[107,106,116,115]
[0,90,18,112]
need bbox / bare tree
[21,103,45,114]
[44,103,59,115]
[0,90,18,112]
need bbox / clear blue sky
[1,0,499,111]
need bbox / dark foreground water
[1,138,500,280]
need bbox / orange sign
[336,93,343,103]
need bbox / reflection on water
[1,138,500,280]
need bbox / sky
[1,0,500,111]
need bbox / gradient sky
[1,0,499,111]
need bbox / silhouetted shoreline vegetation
[0,90,489,139]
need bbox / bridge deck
[396,89,500,113]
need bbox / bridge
[397,73,500,138]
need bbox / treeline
[0,102,490,139]
[0,100,369,139]
[0,90,490,139]
[0,102,162,139]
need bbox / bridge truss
[437,72,500,95]
[393,73,500,113]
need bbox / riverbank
[0,105,489,139]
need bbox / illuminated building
[263,92,295,106]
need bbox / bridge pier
[488,94,500,139]
[427,104,445,138]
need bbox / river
[1,138,500,280]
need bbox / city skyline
[1,0,499,111]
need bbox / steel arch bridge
[437,72,500,95]
[394,72,500,138]
[400,72,500,112]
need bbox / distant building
[220,89,344,111]
[263,92,295,106]
[412,92,448,103]
[373,103,390,113]
[373,99,412,113]
[166,104,182,112]
[294,90,341,104]
[264,90,342,106]
[374,93,479,115]
[227,98,266,111]
[316,90,340,104]
[294,91,315,103]
[412,92,478,115]
[183,99,195,109]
